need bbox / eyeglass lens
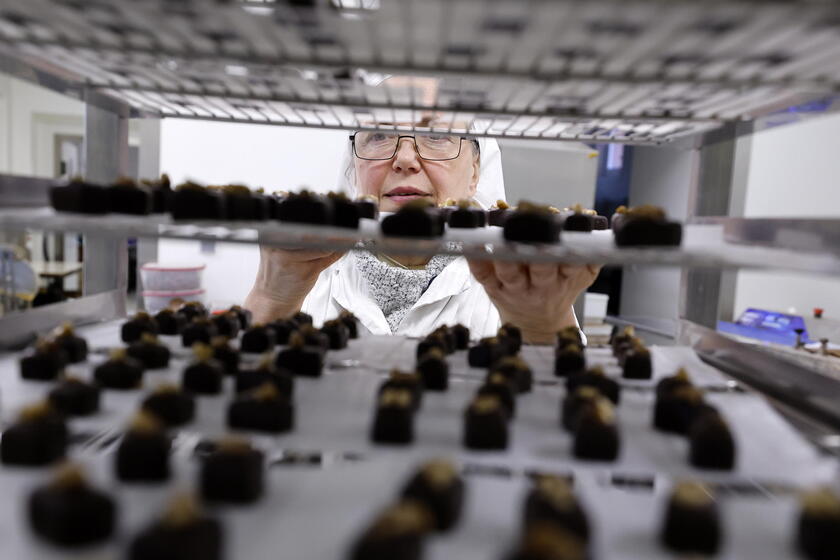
[354,132,461,160]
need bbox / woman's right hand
[244,246,344,324]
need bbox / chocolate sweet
[29,464,116,546]
[211,311,240,339]
[48,377,100,416]
[1,402,67,466]
[170,182,226,221]
[154,309,188,335]
[448,199,487,228]
[477,372,517,419]
[468,337,508,368]
[328,191,362,229]
[50,177,109,214]
[201,437,265,504]
[371,388,415,445]
[240,324,276,354]
[381,199,445,238]
[655,368,692,399]
[211,336,240,375]
[401,459,465,532]
[562,205,594,232]
[127,333,171,369]
[121,312,158,343]
[557,326,584,348]
[614,205,682,247]
[417,333,448,359]
[236,355,295,396]
[488,200,513,227]
[20,339,67,381]
[178,301,208,323]
[182,344,225,395]
[275,332,324,377]
[141,384,196,427]
[321,319,350,350]
[523,475,590,542]
[53,324,88,363]
[109,177,153,215]
[222,184,269,221]
[141,174,172,214]
[416,348,449,391]
[339,311,359,339]
[797,488,840,560]
[503,202,561,244]
[268,318,297,345]
[298,324,330,351]
[355,195,379,220]
[554,344,586,378]
[565,367,620,404]
[561,386,601,432]
[654,385,716,435]
[116,412,171,482]
[276,190,333,225]
[491,356,533,393]
[182,318,219,347]
[463,395,509,450]
[228,305,252,330]
[505,522,586,560]
[450,324,470,350]
[379,370,424,411]
[94,349,144,390]
[572,398,620,461]
[660,481,721,555]
[610,205,628,232]
[291,311,314,326]
[622,344,652,380]
[498,323,523,355]
[688,411,736,470]
[228,383,294,434]
[349,500,433,560]
[128,493,223,560]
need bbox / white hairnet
[335,136,506,210]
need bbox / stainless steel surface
[1,1,839,144]
[721,218,840,257]
[0,289,126,350]
[0,174,51,208]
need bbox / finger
[495,261,528,290]
[287,249,341,262]
[528,263,558,289]
[467,259,498,286]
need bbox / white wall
[733,112,840,320]
[156,119,349,307]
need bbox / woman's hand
[244,246,344,324]
[467,260,601,345]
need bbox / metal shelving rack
[1,0,840,429]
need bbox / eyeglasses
[350,131,468,161]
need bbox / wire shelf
[1,0,839,143]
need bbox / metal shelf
[4,207,840,276]
[2,0,840,143]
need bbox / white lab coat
[301,253,501,339]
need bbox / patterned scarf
[355,245,458,333]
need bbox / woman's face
[354,134,480,213]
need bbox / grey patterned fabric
[355,247,458,333]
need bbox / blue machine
[717,308,810,346]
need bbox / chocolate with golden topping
[201,437,265,503]
[171,182,226,220]
[401,460,465,532]
[524,477,590,543]
[573,397,620,461]
[129,492,223,560]
[117,411,171,482]
[661,481,720,555]
[372,388,415,444]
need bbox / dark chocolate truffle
[562,206,594,232]
[116,412,171,482]
[109,177,153,215]
[417,334,448,359]
[505,522,586,560]
[622,344,652,380]
[20,339,67,381]
[127,333,171,369]
[211,336,240,375]
[497,323,523,355]
[179,301,208,323]
[170,182,226,221]
[557,326,584,348]
[291,311,314,326]
[321,319,350,350]
[523,475,590,542]
[477,372,517,419]
[182,318,218,348]
[222,184,269,221]
[503,202,561,244]
[655,368,692,399]
[235,355,295,396]
[228,305,252,330]
[450,324,470,350]
[240,324,276,354]
[371,388,415,445]
[121,312,158,343]
[182,344,224,395]
[448,199,487,228]
[349,500,433,560]
[48,377,100,416]
[653,385,715,435]
[141,174,172,214]
[401,459,465,532]
[614,205,682,247]
[355,195,379,220]
[228,383,294,434]
[50,177,109,214]
[339,311,359,339]
[610,205,628,233]
[1,402,67,466]
[267,318,297,345]
[610,325,636,358]
[275,332,324,377]
[276,190,332,225]
[52,324,88,363]
[660,481,721,555]
[381,199,445,238]
[573,398,620,462]
[463,395,509,450]
[141,384,195,428]
[554,344,586,378]
[491,356,533,393]
[688,412,736,470]
[128,493,223,560]
[154,309,188,335]
[201,437,264,504]
[565,367,620,405]
[94,349,144,390]
[328,191,361,229]
[211,312,240,339]
[28,464,116,546]
[468,337,508,368]
[380,369,424,411]
[298,324,330,352]
[416,348,449,391]
[488,200,512,227]
[561,386,600,432]
[797,489,840,560]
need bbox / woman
[244,128,599,345]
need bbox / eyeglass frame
[349,131,471,161]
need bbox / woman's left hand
[467,260,601,345]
